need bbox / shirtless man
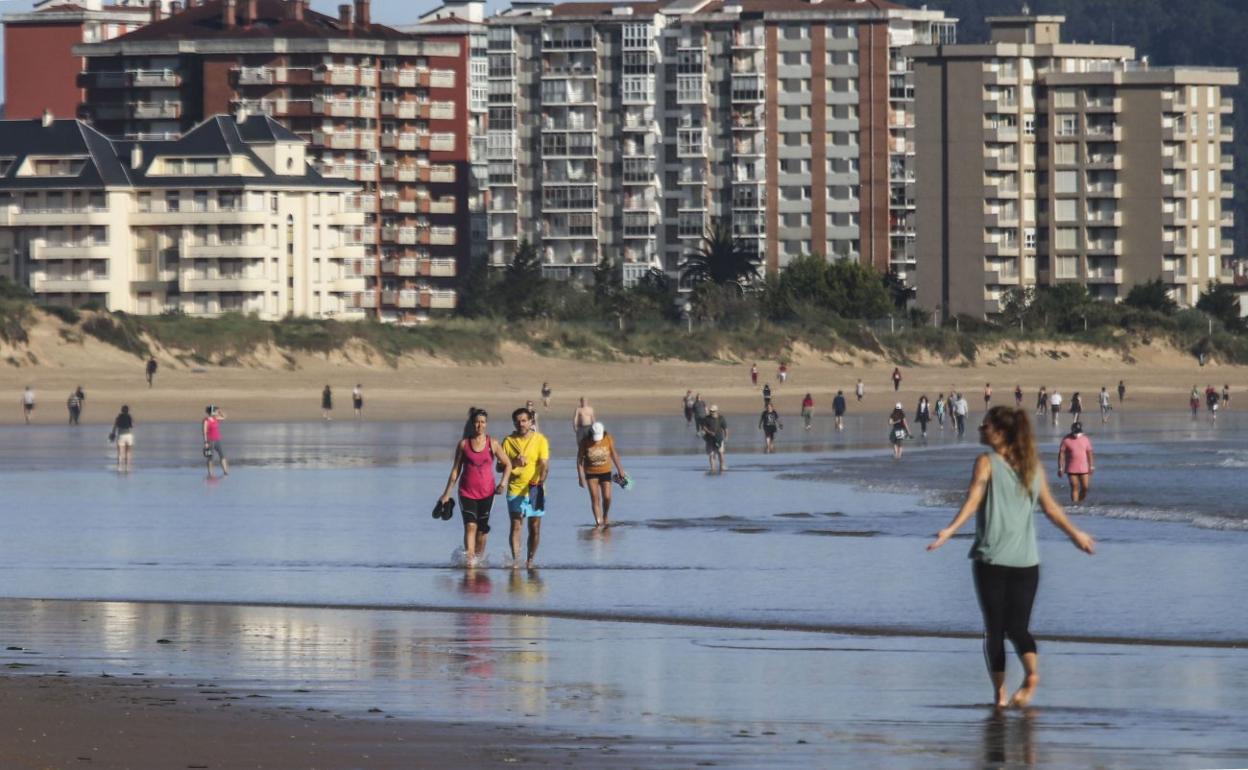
[572,397,595,443]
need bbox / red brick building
[75,0,472,319]
[2,0,160,120]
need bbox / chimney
[130,145,144,171]
[223,0,236,29]
[338,4,353,33]
[288,0,304,21]
[354,0,369,27]
[244,0,258,25]
[149,0,162,23]
[41,109,54,128]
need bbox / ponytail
[984,405,1039,489]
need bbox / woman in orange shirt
[577,421,627,529]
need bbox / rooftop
[114,0,408,43]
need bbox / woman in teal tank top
[927,406,1096,709]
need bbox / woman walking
[1069,392,1083,424]
[915,395,931,438]
[1035,387,1048,417]
[927,407,1095,708]
[935,393,947,430]
[801,393,814,431]
[892,367,903,392]
[577,421,627,529]
[439,409,511,567]
[321,385,333,421]
[888,402,910,460]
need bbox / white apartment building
[485,0,954,288]
[0,112,369,318]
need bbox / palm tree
[679,220,760,291]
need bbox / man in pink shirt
[1057,422,1094,503]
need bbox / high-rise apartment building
[2,0,169,120]
[73,0,471,320]
[485,0,954,288]
[0,113,365,317]
[911,14,1238,318]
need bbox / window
[622,75,654,104]
[1057,114,1077,137]
[1024,228,1036,249]
[488,54,512,78]
[1055,199,1077,221]
[1054,228,1077,250]
[677,74,704,102]
[488,106,514,131]
[782,51,808,66]
[1055,255,1078,278]
[1053,90,1076,108]
[678,128,704,155]
[622,51,652,75]
[623,157,653,182]
[781,25,808,40]
[1023,115,1035,135]
[622,23,652,49]
[1054,170,1078,194]
[677,49,704,74]
[678,211,704,237]
[1054,144,1076,164]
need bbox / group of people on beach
[436,394,627,569]
[1189,384,1231,421]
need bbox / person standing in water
[1057,421,1094,504]
[1221,384,1230,409]
[1014,385,1023,408]
[927,406,1096,709]
[915,395,931,439]
[352,384,364,420]
[856,379,865,402]
[759,402,783,453]
[1190,386,1201,418]
[66,390,82,426]
[935,393,946,430]
[1069,392,1083,424]
[572,397,595,442]
[888,402,910,460]
[1117,380,1126,404]
[526,400,541,432]
[954,393,969,437]
[683,390,696,427]
[439,408,510,567]
[111,405,135,470]
[202,405,229,477]
[833,390,847,432]
[701,405,728,473]
[1098,387,1111,424]
[577,421,626,529]
[541,382,552,408]
[1035,387,1048,417]
[321,385,333,421]
[502,407,550,569]
[983,383,993,408]
[761,382,772,408]
[21,386,35,424]
[692,393,708,432]
[801,393,814,431]
[1049,390,1062,427]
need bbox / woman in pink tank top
[1057,422,1095,503]
[440,409,511,565]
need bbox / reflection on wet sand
[980,711,1036,770]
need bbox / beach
[2,356,1247,767]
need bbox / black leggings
[972,561,1039,673]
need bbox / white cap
[591,421,605,441]
[895,402,903,409]
[709,404,719,413]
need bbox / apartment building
[2,0,171,120]
[401,1,490,284]
[0,112,366,317]
[911,14,1238,319]
[72,0,470,321]
[485,0,954,288]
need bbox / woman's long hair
[984,406,1039,489]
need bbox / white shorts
[116,432,134,447]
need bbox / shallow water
[1,410,1245,645]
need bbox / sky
[0,0,511,107]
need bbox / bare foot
[525,559,534,569]
[1010,674,1039,708]
[993,685,1009,709]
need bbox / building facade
[0,113,366,318]
[73,0,471,320]
[911,15,1238,319]
[484,0,954,289]
[2,0,169,120]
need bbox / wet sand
[1,598,1246,770]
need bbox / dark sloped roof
[116,0,410,42]
[0,115,354,191]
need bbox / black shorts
[353,398,363,409]
[460,495,494,534]
[585,471,612,484]
[763,427,777,438]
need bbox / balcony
[984,269,1021,286]
[1221,239,1236,254]
[1085,239,1123,256]
[31,241,111,260]
[1084,96,1122,112]
[314,67,377,86]
[1086,182,1123,198]
[328,273,367,293]
[382,69,427,88]
[1222,125,1235,142]
[235,67,274,85]
[733,28,765,49]
[350,290,378,309]
[33,276,112,293]
[1161,269,1188,284]
[984,298,1003,314]
[1221,211,1236,227]
[984,69,1018,85]
[985,125,1019,143]
[1221,96,1234,113]
[131,101,180,120]
[985,154,1019,171]
[332,244,367,259]
[1087,154,1122,170]
[79,71,130,88]
[1222,153,1236,169]
[1086,124,1122,142]
[10,207,111,226]
[185,243,270,260]
[984,239,1020,256]
[420,258,457,278]
[131,69,181,88]
[131,204,269,226]
[313,99,374,118]
[328,209,366,227]
[1085,210,1123,227]
[985,211,1020,228]
[1221,181,1235,198]
[344,194,376,214]
[983,181,1019,199]
[1085,267,1123,284]
[180,274,270,293]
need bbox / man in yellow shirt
[502,406,550,568]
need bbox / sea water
[0,410,1245,644]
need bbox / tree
[882,269,914,310]
[498,239,550,318]
[455,257,497,318]
[1197,281,1244,331]
[1124,278,1179,315]
[825,259,892,319]
[680,220,760,291]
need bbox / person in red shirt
[1057,422,1095,503]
